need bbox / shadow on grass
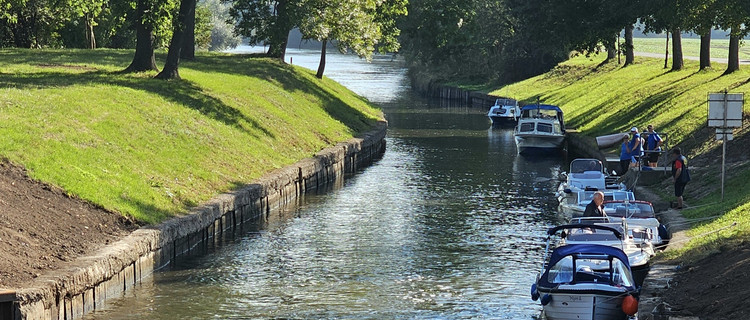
[0,69,275,139]
[183,54,378,133]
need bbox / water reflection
[85,51,565,320]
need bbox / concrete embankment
[410,79,500,108]
[7,122,387,320]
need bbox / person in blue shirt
[628,127,643,164]
[645,124,663,167]
[619,135,631,175]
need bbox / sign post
[707,92,744,201]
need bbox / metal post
[721,91,728,201]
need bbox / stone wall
[9,122,388,320]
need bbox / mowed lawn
[632,37,750,62]
[0,49,382,224]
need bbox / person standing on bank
[671,148,690,209]
[628,127,643,164]
[645,124,663,167]
[619,135,631,175]
[583,191,606,217]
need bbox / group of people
[584,125,691,217]
[619,125,663,175]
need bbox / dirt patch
[0,160,136,289]
[663,244,750,319]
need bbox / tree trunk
[725,33,740,75]
[266,0,290,61]
[605,34,616,61]
[624,24,634,66]
[316,39,327,79]
[664,32,669,69]
[84,15,96,49]
[180,0,196,60]
[155,0,196,80]
[671,28,683,71]
[124,0,158,72]
[699,32,711,70]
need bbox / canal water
[85,48,566,319]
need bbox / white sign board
[708,93,744,128]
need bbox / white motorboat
[514,104,565,153]
[487,98,521,127]
[558,158,625,192]
[596,133,630,149]
[532,227,640,320]
[557,190,635,217]
[603,200,670,246]
[562,220,655,286]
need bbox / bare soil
[662,245,750,319]
[0,159,136,289]
[653,120,750,319]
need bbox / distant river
[85,47,566,319]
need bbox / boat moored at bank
[487,98,521,127]
[514,104,565,154]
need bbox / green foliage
[298,0,404,60]
[194,5,212,50]
[0,48,382,224]
[197,0,241,51]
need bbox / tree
[643,0,691,71]
[124,0,178,72]
[624,24,635,66]
[299,0,406,78]
[685,0,718,70]
[231,0,299,60]
[180,0,196,60]
[66,0,105,48]
[199,0,241,51]
[716,0,750,74]
[156,0,196,79]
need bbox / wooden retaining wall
[6,122,388,320]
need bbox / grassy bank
[487,54,750,263]
[0,49,382,224]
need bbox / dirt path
[0,160,136,289]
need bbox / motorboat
[602,200,670,246]
[596,133,630,149]
[514,104,565,154]
[562,220,655,286]
[487,98,521,127]
[558,158,625,192]
[557,190,635,217]
[532,227,639,320]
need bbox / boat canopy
[538,244,635,289]
[520,104,563,113]
[569,159,603,174]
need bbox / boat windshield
[605,203,655,218]
[612,258,635,287]
[570,159,603,174]
[565,227,621,242]
[575,256,634,287]
[521,108,559,119]
[548,256,574,284]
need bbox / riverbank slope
[486,55,750,318]
[0,49,383,289]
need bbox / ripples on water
[86,49,567,320]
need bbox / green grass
[0,49,382,224]
[486,54,750,264]
[660,162,750,263]
[632,37,750,61]
[490,55,750,145]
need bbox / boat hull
[489,115,517,127]
[541,292,630,320]
[515,134,565,153]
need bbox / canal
[85,48,566,319]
